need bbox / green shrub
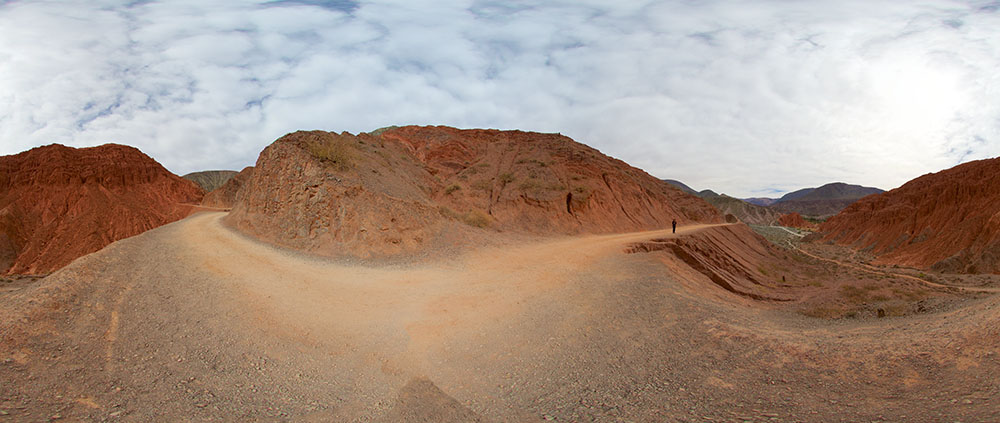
[445,184,462,195]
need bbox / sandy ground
[1,212,998,422]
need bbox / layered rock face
[777,212,816,230]
[227,126,721,260]
[0,144,204,275]
[818,157,1000,273]
[625,224,796,301]
[201,167,253,209]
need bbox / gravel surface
[1,212,998,422]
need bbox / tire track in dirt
[786,239,1000,293]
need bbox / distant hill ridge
[183,170,239,192]
[663,180,780,225]
[768,183,883,218]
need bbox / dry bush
[839,285,868,303]
[438,207,493,228]
[461,210,492,228]
[305,137,356,171]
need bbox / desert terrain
[1,212,998,421]
[1,128,998,422]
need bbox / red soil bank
[0,144,204,275]
[777,212,816,230]
[202,167,253,209]
[227,126,721,260]
[819,157,1000,273]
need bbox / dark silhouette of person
[672,219,677,234]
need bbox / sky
[1,0,998,198]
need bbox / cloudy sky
[1,0,998,197]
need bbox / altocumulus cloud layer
[1,0,999,197]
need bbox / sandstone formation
[625,224,797,301]
[777,212,816,230]
[201,167,253,209]
[183,170,238,192]
[0,144,204,275]
[227,126,722,260]
[818,157,1000,273]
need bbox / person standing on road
[672,218,677,234]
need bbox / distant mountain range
[664,180,781,225]
[764,183,884,218]
[664,180,884,223]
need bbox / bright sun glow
[867,56,967,141]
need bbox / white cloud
[1,0,999,197]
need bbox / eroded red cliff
[0,144,204,275]
[226,126,721,260]
[818,157,1000,273]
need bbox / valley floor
[1,213,998,422]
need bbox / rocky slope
[662,179,698,196]
[202,167,253,209]
[743,197,779,207]
[701,192,781,226]
[663,180,780,225]
[227,126,722,260]
[769,182,883,218]
[818,157,1000,273]
[0,144,204,275]
[777,212,816,230]
[183,170,238,192]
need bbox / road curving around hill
[0,212,998,421]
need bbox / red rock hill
[201,167,253,209]
[777,212,816,230]
[0,144,204,275]
[227,126,721,260]
[818,157,1000,273]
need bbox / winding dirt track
[787,240,1000,294]
[1,212,999,421]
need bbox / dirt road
[1,212,998,421]
[783,235,1000,294]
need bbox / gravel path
[1,212,998,422]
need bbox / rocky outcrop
[202,167,253,209]
[183,170,238,192]
[624,224,796,301]
[777,212,816,230]
[227,126,722,260]
[818,157,1000,273]
[0,144,204,275]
